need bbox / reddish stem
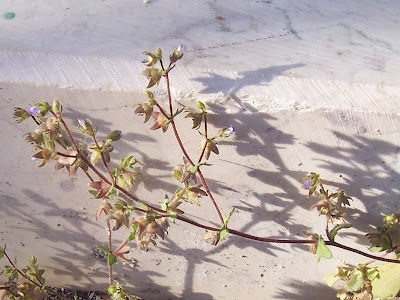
[54,114,400,265]
[164,74,224,223]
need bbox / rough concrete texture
[1,1,400,299]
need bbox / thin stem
[56,152,76,158]
[83,170,94,182]
[197,114,208,163]
[326,218,331,241]
[154,101,170,120]
[164,73,224,223]
[4,251,41,288]
[365,251,389,265]
[3,251,67,300]
[52,113,400,265]
[106,220,114,285]
[326,240,400,264]
[31,115,40,125]
[169,187,187,208]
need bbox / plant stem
[53,114,400,265]
[3,251,67,300]
[164,73,224,224]
[154,101,170,120]
[106,220,114,285]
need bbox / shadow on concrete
[4,62,400,299]
[191,64,305,111]
[306,130,400,245]
[0,190,182,299]
[276,280,338,300]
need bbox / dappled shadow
[306,130,400,245]
[0,190,180,299]
[4,61,400,299]
[276,279,338,300]
[192,64,305,111]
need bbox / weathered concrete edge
[1,50,400,114]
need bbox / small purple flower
[27,106,40,116]
[303,179,312,189]
[225,125,236,136]
[177,44,186,52]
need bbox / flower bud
[107,130,122,142]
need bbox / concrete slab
[1,1,400,299]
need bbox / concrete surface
[1,0,400,299]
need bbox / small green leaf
[97,245,109,254]
[324,273,341,287]
[220,229,229,241]
[368,246,384,252]
[128,232,136,241]
[329,223,352,241]
[108,253,117,266]
[138,202,149,211]
[88,190,98,197]
[223,208,235,227]
[346,273,364,292]
[0,247,4,260]
[188,163,200,174]
[197,101,206,113]
[316,236,332,262]
[366,268,379,281]
[160,194,169,211]
[371,263,400,299]
[168,210,177,223]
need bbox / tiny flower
[170,45,186,63]
[176,44,186,53]
[225,125,235,135]
[27,106,40,116]
[216,125,236,138]
[303,179,312,189]
[142,51,157,67]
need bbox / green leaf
[108,253,117,267]
[88,190,98,197]
[366,268,379,281]
[220,229,229,241]
[316,236,332,262]
[346,273,364,292]
[188,163,200,174]
[329,223,352,241]
[97,245,109,254]
[197,101,206,113]
[0,246,4,260]
[128,232,136,241]
[371,263,400,299]
[223,208,235,227]
[160,194,169,211]
[168,210,177,223]
[368,246,384,252]
[323,273,341,287]
[138,202,149,211]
